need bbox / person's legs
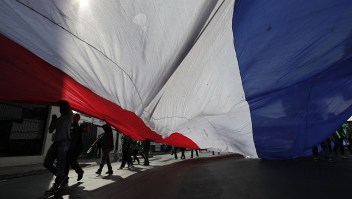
[136,155,140,164]
[97,151,108,174]
[144,150,149,166]
[140,151,146,160]
[43,144,57,175]
[320,140,333,162]
[46,141,69,194]
[54,142,69,186]
[174,148,178,159]
[120,151,128,169]
[338,138,347,158]
[70,150,83,173]
[63,150,73,183]
[105,150,113,174]
[181,149,185,159]
[312,145,319,161]
[64,151,71,177]
[133,150,140,164]
[127,154,133,168]
[70,149,84,180]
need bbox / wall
[0,106,57,167]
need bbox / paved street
[0,151,226,199]
[1,151,352,199]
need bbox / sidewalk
[0,150,234,199]
[0,150,223,181]
[0,157,99,181]
[1,151,351,199]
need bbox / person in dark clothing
[344,121,352,154]
[312,137,333,162]
[172,146,178,159]
[332,126,347,159]
[180,148,186,159]
[132,140,140,165]
[64,114,87,183]
[120,135,133,169]
[96,139,102,158]
[191,149,199,158]
[44,100,73,194]
[96,123,114,175]
[143,139,150,166]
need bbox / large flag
[1,0,352,159]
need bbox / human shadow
[44,182,84,199]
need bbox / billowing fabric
[0,0,351,159]
[233,0,352,159]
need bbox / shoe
[127,165,134,170]
[313,157,319,161]
[96,170,102,175]
[327,158,334,163]
[106,170,113,175]
[341,156,348,160]
[77,171,84,181]
[45,184,59,194]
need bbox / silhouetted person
[120,135,133,169]
[143,139,150,166]
[312,137,333,162]
[132,140,140,164]
[44,100,73,194]
[172,147,178,159]
[180,148,186,159]
[64,114,87,183]
[191,149,199,158]
[345,121,352,154]
[332,126,347,159]
[96,123,114,175]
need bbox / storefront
[0,102,53,167]
[0,102,122,167]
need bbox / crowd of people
[311,121,352,162]
[44,101,352,195]
[42,100,183,194]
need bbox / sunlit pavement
[0,150,226,199]
[1,152,352,199]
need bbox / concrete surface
[0,151,351,199]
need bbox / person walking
[132,140,140,165]
[119,135,133,169]
[191,149,199,158]
[311,137,333,162]
[344,121,352,154]
[96,123,114,175]
[143,139,150,166]
[64,114,87,183]
[180,147,186,159]
[172,146,178,159]
[332,125,348,159]
[44,100,73,194]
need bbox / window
[0,103,49,157]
